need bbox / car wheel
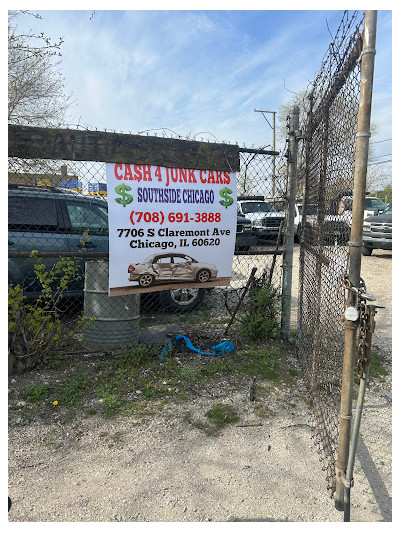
[159,288,206,313]
[196,269,211,282]
[362,246,373,256]
[138,273,155,287]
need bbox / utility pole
[281,106,300,339]
[254,109,277,197]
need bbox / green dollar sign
[115,184,133,207]
[219,187,234,208]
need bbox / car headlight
[363,222,371,230]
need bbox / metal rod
[344,362,371,521]
[224,267,257,336]
[239,147,279,156]
[281,106,299,340]
[344,304,376,521]
[335,10,377,513]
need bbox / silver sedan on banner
[128,252,218,287]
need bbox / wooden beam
[8,125,240,172]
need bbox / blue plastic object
[160,335,234,361]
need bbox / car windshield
[382,203,392,215]
[365,197,386,210]
[241,202,276,214]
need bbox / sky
[10,6,393,169]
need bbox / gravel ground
[8,246,392,522]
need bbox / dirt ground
[7,246,392,523]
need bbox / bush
[8,251,90,374]
[239,282,280,340]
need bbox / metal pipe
[272,111,276,197]
[344,304,376,521]
[335,10,377,512]
[281,106,299,340]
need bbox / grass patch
[21,384,51,405]
[54,377,86,407]
[369,351,389,380]
[15,339,297,423]
[205,403,239,428]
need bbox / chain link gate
[8,126,288,373]
[295,10,378,507]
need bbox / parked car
[237,195,285,241]
[303,203,351,244]
[362,203,392,255]
[128,253,218,287]
[235,213,257,250]
[264,197,302,241]
[333,193,386,219]
[8,184,245,312]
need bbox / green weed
[205,403,239,428]
[22,383,51,405]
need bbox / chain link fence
[296,11,365,494]
[8,130,288,373]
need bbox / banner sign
[106,163,237,296]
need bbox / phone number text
[129,211,221,225]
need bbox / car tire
[159,287,206,313]
[362,246,373,256]
[138,273,155,287]
[196,269,211,282]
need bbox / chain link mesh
[297,11,364,494]
[8,135,287,372]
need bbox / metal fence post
[281,106,300,340]
[334,10,377,513]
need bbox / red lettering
[199,170,207,183]
[133,165,142,181]
[188,169,197,183]
[143,165,152,181]
[114,164,124,180]
[124,164,133,180]
[208,170,216,184]
[179,168,188,183]
[171,168,178,183]
[216,171,224,184]
[223,171,231,184]
[155,166,162,181]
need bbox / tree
[375,183,392,204]
[8,10,74,127]
[366,164,392,196]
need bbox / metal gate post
[281,106,300,340]
[334,10,377,513]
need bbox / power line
[368,159,392,166]
[369,153,392,160]
[370,138,392,144]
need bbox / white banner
[106,163,237,296]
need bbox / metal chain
[356,299,370,378]
[342,276,371,378]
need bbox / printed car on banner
[106,163,237,296]
[128,253,218,287]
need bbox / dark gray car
[362,203,392,255]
